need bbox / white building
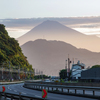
[71,61,86,79]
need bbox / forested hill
[0,24,33,71]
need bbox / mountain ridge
[18,20,100,52]
[21,39,100,76]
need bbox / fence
[24,81,100,99]
[0,92,45,100]
[0,68,34,81]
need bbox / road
[0,83,98,100]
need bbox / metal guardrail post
[19,92,21,100]
[39,86,40,89]
[62,88,63,92]
[93,90,95,96]
[4,93,6,100]
[48,87,49,91]
[52,87,53,91]
[41,86,42,89]
[75,89,76,94]
[56,88,58,91]
[0,92,1,100]
[68,89,69,93]
[83,90,85,95]
[11,95,13,100]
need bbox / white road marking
[35,95,41,97]
[8,86,12,90]
[21,92,26,94]
[6,98,11,100]
[14,90,17,92]
[8,87,10,89]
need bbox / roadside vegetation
[0,24,34,80]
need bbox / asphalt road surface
[0,83,98,100]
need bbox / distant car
[44,79,51,82]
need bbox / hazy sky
[0,0,100,38]
[1,0,100,19]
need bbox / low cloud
[1,16,100,38]
[1,16,100,29]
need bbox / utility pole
[65,60,67,78]
[68,54,71,78]
[39,70,40,79]
[73,58,74,64]
[33,68,35,79]
[30,70,32,80]
[41,71,43,79]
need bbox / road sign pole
[2,86,5,92]
[42,89,47,99]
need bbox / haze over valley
[21,39,100,76]
[1,0,100,76]
[16,20,100,76]
[18,20,100,52]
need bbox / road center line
[8,87,10,89]
[21,92,26,94]
[35,95,41,97]
[14,90,17,92]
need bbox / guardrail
[25,80,100,87]
[0,92,45,100]
[24,82,100,99]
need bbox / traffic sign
[42,89,47,98]
[2,86,5,92]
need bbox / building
[71,61,86,80]
[81,67,100,82]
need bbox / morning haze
[16,20,100,76]
[21,39,100,76]
[1,0,100,76]
[0,1,100,99]
[18,20,100,52]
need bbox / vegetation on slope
[0,24,33,72]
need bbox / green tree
[0,24,8,35]
[59,69,67,79]
[0,50,7,63]
[0,24,34,74]
[91,65,100,68]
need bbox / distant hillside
[0,24,33,71]
[21,39,100,76]
[18,20,100,52]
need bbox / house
[71,61,86,80]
